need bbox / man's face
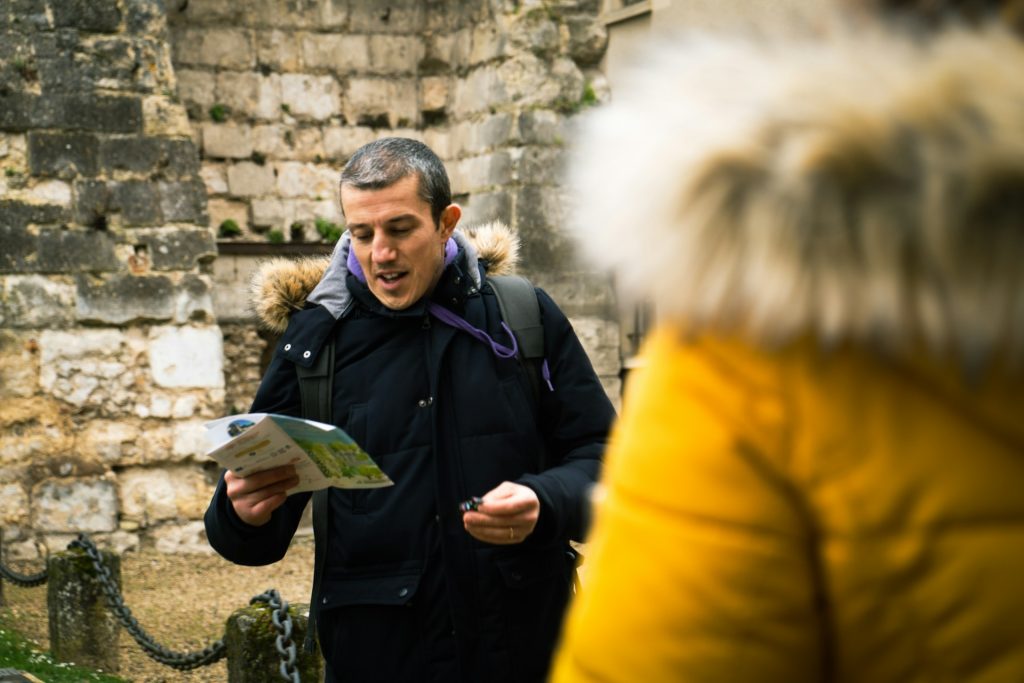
[342,174,460,311]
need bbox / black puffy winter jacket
[205,227,615,683]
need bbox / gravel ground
[1,537,316,682]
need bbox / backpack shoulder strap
[295,338,334,652]
[488,274,543,361]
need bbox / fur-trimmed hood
[570,25,1024,370]
[251,221,520,333]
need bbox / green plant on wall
[209,103,228,122]
[315,217,344,243]
[218,219,242,238]
[268,229,285,244]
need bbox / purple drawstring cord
[346,238,552,388]
[427,302,519,359]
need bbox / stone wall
[1,0,618,559]
[1,0,222,559]
[169,0,621,399]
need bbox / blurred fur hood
[570,25,1024,370]
[250,221,520,333]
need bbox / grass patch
[0,622,127,682]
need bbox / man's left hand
[462,481,539,545]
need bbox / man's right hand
[224,465,299,527]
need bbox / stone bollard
[46,546,121,673]
[225,601,322,682]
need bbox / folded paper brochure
[204,413,393,493]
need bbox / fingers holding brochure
[224,464,299,527]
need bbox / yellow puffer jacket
[552,23,1024,683]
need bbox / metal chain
[0,560,47,587]
[251,589,301,683]
[68,534,227,671]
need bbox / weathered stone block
[216,71,281,121]
[202,123,254,159]
[498,53,583,108]
[301,33,370,72]
[250,197,286,230]
[0,483,29,525]
[51,0,121,33]
[172,418,209,458]
[78,420,139,465]
[424,28,471,71]
[567,316,621,377]
[451,151,514,193]
[173,0,244,23]
[75,273,176,324]
[0,330,39,399]
[565,15,608,65]
[515,186,579,270]
[28,131,100,178]
[47,547,121,672]
[98,136,163,173]
[507,12,560,57]
[227,160,275,197]
[280,74,341,121]
[175,68,217,116]
[148,325,224,388]
[459,190,512,229]
[151,520,214,554]
[142,95,193,138]
[201,164,229,195]
[2,275,76,328]
[124,0,166,34]
[323,125,376,161]
[159,179,207,224]
[0,93,39,131]
[34,479,118,533]
[50,95,142,134]
[470,24,507,64]
[369,34,423,73]
[164,139,202,177]
[348,0,423,33]
[175,273,216,323]
[119,466,211,524]
[113,179,163,225]
[276,161,337,199]
[132,228,217,271]
[26,179,73,206]
[420,76,449,112]
[518,110,566,145]
[36,228,120,273]
[255,29,301,72]
[209,197,249,233]
[451,113,515,156]
[344,76,418,128]
[174,28,253,70]
[452,65,507,116]
[518,145,565,185]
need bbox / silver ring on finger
[509,526,515,541]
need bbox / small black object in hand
[458,496,483,513]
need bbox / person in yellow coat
[551,1,1024,681]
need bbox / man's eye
[351,233,371,242]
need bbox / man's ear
[439,204,461,240]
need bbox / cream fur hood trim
[251,221,520,333]
[570,26,1024,368]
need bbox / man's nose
[372,234,397,262]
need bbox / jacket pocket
[320,571,421,610]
